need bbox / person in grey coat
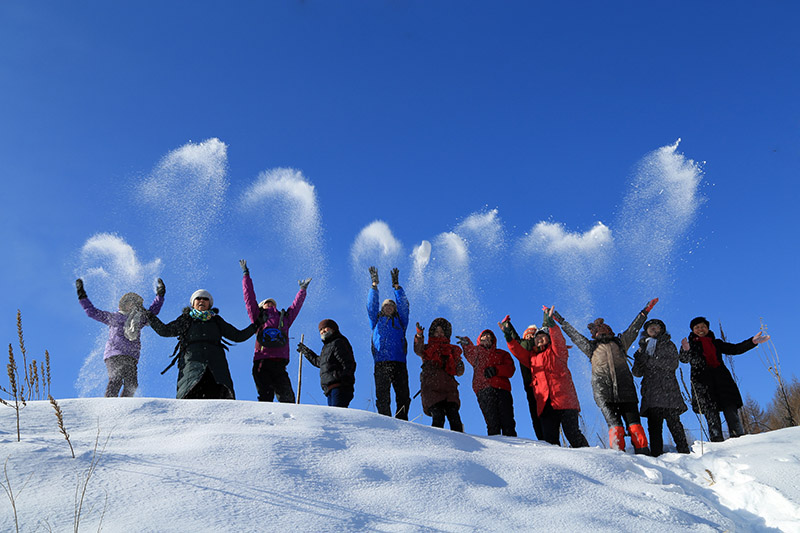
[632,318,689,456]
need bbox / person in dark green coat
[148,289,259,399]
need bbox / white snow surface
[1,399,798,532]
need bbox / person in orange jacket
[555,299,659,454]
[500,307,588,447]
[457,329,517,437]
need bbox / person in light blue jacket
[367,266,410,419]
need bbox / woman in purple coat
[76,277,165,397]
[240,259,311,403]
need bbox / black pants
[476,387,517,436]
[646,407,689,455]
[539,401,590,448]
[252,359,296,403]
[105,355,138,398]
[600,401,642,428]
[374,361,411,420]
[518,365,543,439]
[327,385,354,408]
[185,368,233,400]
[705,406,745,442]
[430,401,463,432]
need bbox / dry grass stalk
[74,427,110,533]
[45,350,52,397]
[757,318,796,427]
[49,395,75,458]
[3,344,25,441]
[1,457,33,533]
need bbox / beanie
[318,319,339,332]
[260,298,277,308]
[190,289,213,307]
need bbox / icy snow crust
[1,399,798,532]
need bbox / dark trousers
[105,355,138,398]
[539,401,589,448]
[430,401,463,432]
[374,360,411,420]
[646,407,690,455]
[601,401,642,428]
[518,365,543,439]
[185,368,232,400]
[327,385,354,408]
[252,359,296,403]
[476,387,517,436]
[705,406,745,442]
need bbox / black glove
[76,279,87,300]
[391,268,400,289]
[298,277,312,290]
[484,366,497,379]
[156,278,166,297]
[255,310,268,326]
[239,259,249,275]
[369,266,379,286]
[297,342,313,357]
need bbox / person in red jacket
[414,318,464,432]
[457,329,517,437]
[500,307,589,447]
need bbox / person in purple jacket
[240,259,311,403]
[76,277,165,397]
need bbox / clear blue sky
[2,2,798,441]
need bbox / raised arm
[553,309,593,358]
[620,299,658,350]
[241,260,261,323]
[218,317,259,343]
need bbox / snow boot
[609,426,626,451]
[629,424,651,455]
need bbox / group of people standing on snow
[76,264,770,456]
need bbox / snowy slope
[1,399,798,532]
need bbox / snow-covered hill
[1,399,798,532]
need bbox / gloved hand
[298,278,312,290]
[255,310,268,326]
[644,298,659,314]
[455,335,471,347]
[680,338,690,351]
[156,278,166,297]
[76,279,87,300]
[498,315,511,331]
[369,266,379,286]
[391,267,400,289]
[484,366,497,379]
[239,259,249,275]
[416,322,424,336]
[297,342,313,356]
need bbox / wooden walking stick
[296,333,304,404]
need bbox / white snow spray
[614,139,704,298]
[74,233,162,397]
[241,167,327,284]
[350,220,403,281]
[453,209,506,276]
[518,221,613,321]
[137,138,228,280]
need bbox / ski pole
[296,333,304,404]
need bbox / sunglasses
[195,297,210,301]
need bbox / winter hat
[479,329,496,346]
[381,298,396,310]
[318,318,339,332]
[690,316,710,330]
[534,327,550,339]
[259,298,277,308]
[587,318,614,338]
[429,317,452,338]
[523,325,538,338]
[643,318,667,336]
[190,289,213,307]
[118,292,144,314]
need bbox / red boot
[629,424,651,455]
[609,426,626,451]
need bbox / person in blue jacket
[368,266,411,419]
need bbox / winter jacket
[367,286,410,363]
[303,331,357,395]
[462,330,515,394]
[508,324,581,416]
[242,273,306,361]
[80,294,164,361]
[148,308,257,399]
[414,324,464,416]
[631,319,687,417]
[561,311,647,408]
[679,330,755,413]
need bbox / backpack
[258,309,288,348]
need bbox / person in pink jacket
[501,306,588,447]
[457,329,517,436]
[240,259,310,403]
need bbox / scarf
[425,337,459,376]
[190,308,216,322]
[645,337,658,356]
[698,336,720,368]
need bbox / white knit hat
[190,289,213,307]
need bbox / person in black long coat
[632,318,689,455]
[147,289,259,400]
[297,319,357,408]
[679,316,769,442]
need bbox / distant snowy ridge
[1,399,798,532]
